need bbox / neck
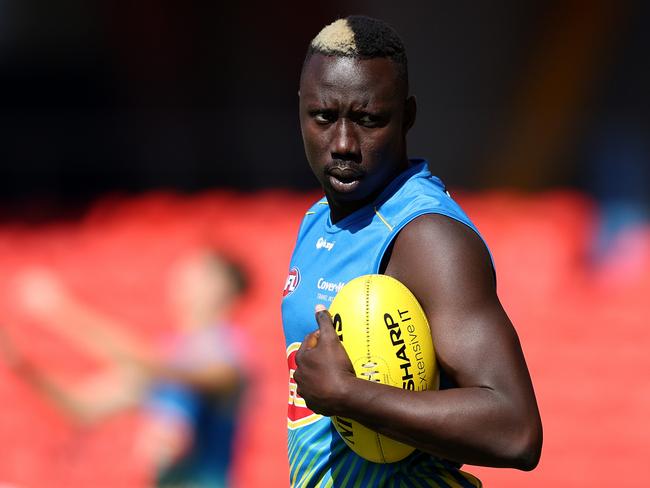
[327,195,373,224]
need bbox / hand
[293,304,357,417]
[14,268,71,318]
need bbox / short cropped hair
[303,15,409,90]
[205,251,249,298]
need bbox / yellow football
[328,274,438,463]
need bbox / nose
[331,118,360,160]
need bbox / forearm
[47,300,152,366]
[20,366,138,424]
[151,363,242,394]
[334,377,541,470]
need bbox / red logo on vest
[287,342,321,429]
[283,267,301,297]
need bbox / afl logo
[287,342,321,429]
[283,267,301,297]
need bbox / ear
[403,95,417,134]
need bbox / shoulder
[377,167,479,244]
[392,213,490,269]
[384,214,495,310]
[304,197,329,216]
[296,197,329,237]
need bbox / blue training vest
[281,160,484,488]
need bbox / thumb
[314,304,336,338]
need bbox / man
[2,249,248,488]
[281,16,542,487]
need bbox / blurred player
[1,249,248,488]
[283,16,542,487]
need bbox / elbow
[509,419,543,471]
[513,441,541,471]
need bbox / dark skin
[293,53,543,470]
[299,54,416,222]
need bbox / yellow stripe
[315,477,332,488]
[288,414,323,429]
[374,207,393,231]
[305,211,316,215]
[289,396,308,408]
[318,201,329,205]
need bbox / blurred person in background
[0,248,249,488]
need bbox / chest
[281,214,391,345]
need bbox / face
[299,54,415,219]
[167,251,234,328]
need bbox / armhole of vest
[372,209,496,281]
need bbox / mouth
[326,164,364,193]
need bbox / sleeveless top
[281,160,484,488]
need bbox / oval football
[328,274,438,463]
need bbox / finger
[303,330,320,350]
[314,304,336,338]
[296,331,320,365]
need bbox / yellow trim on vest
[374,207,393,232]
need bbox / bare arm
[293,214,542,470]
[15,269,155,367]
[148,362,242,395]
[15,270,242,396]
[27,367,146,424]
[2,337,240,424]
[0,328,143,424]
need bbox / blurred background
[0,0,648,487]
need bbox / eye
[310,110,336,125]
[355,113,384,128]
